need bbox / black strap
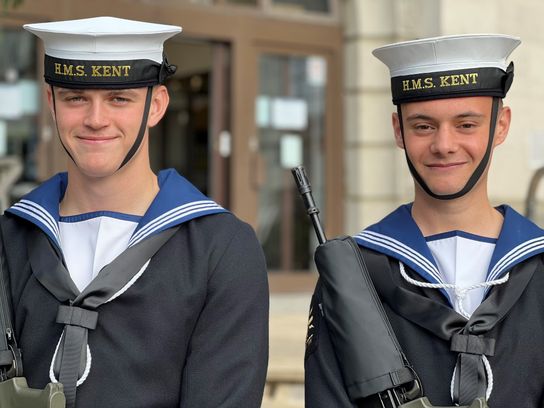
[0,237,22,381]
[0,243,11,357]
[117,86,153,170]
[28,225,179,408]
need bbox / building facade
[2,0,544,292]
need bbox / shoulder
[182,211,260,249]
[180,212,266,277]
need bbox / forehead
[401,96,493,118]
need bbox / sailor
[305,34,544,406]
[0,16,268,408]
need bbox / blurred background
[2,0,544,406]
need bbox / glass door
[151,39,231,207]
[253,51,330,275]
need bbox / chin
[71,162,120,179]
[417,181,466,198]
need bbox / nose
[430,125,458,155]
[82,100,110,130]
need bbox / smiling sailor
[0,16,268,408]
[305,34,544,407]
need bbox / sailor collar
[355,203,544,286]
[6,168,227,249]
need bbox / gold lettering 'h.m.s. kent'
[53,63,132,78]
[402,72,479,92]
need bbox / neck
[60,159,159,217]
[411,182,503,238]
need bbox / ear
[493,105,511,147]
[392,111,404,149]
[147,85,169,128]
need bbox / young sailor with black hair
[305,34,544,407]
[0,16,268,408]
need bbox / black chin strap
[50,85,154,172]
[397,97,500,200]
[118,86,153,170]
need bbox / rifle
[0,239,66,408]
[292,166,487,408]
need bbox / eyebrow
[405,112,486,121]
[108,89,139,97]
[56,89,84,96]
[55,89,139,97]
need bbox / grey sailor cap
[24,16,182,89]
[373,34,521,105]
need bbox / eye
[109,92,135,104]
[63,95,85,104]
[457,122,479,132]
[412,123,435,133]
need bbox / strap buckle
[0,328,23,381]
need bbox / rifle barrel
[291,166,327,245]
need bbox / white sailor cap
[24,16,182,89]
[373,34,521,105]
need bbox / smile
[77,135,118,143]
[426,162,466,169]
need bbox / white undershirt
[427,233,495,316]
[59,215,139,292]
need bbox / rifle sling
[0,233,22,380]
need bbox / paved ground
[263,293,312,408]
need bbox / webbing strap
[0,238,22,380]
[57,325,86,408]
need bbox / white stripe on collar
[488,236,544,281]
[356,230,443,283]
[10,199,61,243]
[128,200,223,246]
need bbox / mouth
[77,135,118,143]
[426,161,466,169]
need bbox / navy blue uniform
[305,204,544,407]
[1,170,269,408]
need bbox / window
[271,0,329,13]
